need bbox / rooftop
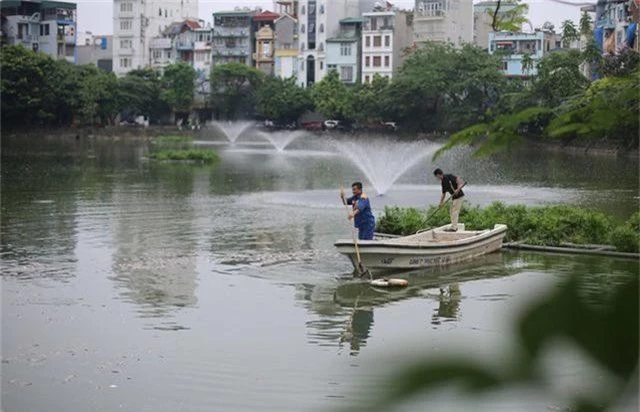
[253,10,280,21]
[340,17,364,24]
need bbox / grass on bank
[149,135,218,163]
[377,202,640,253]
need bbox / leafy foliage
[310,69,354,120]
[76,65,119,125]
[161,62,197,113]
[377,202,636,252]
[149,149,219,163]
[561,19,579,47]
[255,76,313,125]
[118,69,168,122]
[490,0,530,32]
[210,62,263,120]
[352,74,392,123]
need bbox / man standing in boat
[340,182,376,240]
[433,169,465,232]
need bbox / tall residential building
[211,9,254,66]
[361,7,412,83]
[326,17,363,84]
[594,0,639,54]
[413,0,472,46]
[296,0,376,87]
[488,29,556,77]
[473,0,519,50]
[112,0,198,76]
[252,10,279,74]
[1,0,77,63]
[274,12,299,79]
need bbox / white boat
[334,223,508,272]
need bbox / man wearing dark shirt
[433,168,465,232]
[340,182,376,240]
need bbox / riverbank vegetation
[377,202,640,253]
[149,135,218,163]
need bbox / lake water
[2,131,638,412]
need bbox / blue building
[488,30,557,77]
[325,17,362,84]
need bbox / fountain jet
[333,138,441,195]
[210,121,255,143]
[258,130,308,152]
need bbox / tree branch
[491,0,502,31]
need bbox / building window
[301,24,305,33]
[365,36,370,47]
[159,7,162,16]
[39,24,50,36]
[383,17,389,28]
[340,43,351,56]
[319,24,324,33]
[384,35,390,47]
[120,39,132,48]
[374,36,381,47]
[371,18,377,30]
[320,61,324,70]
[340,66,353,82]
[153,50,161,59]
[320,4,324,13]
[120,57,131,68]
[167,51,172,59]
[365,56,370,67]
[301,5,305,14]
[120,20,132,31]
[384,55,389,67]
[502,61,508,71]
[120,2,132,12]
[373,56,381,67]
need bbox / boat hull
[334,224,508,272]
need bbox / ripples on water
[1,137,638,412]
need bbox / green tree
[118,68,169,123]
[531,49,588,106]
[490,0,530,32]
[521,53,535,76]
[76,65,119,125]
[0,45,78,128]
[561,19,579,48]
[579,11,593,37]
[161,61,197,115]
[255,76,313,125]
[352,74,391,123]
[309,69,354,120]
[388,42,506,131]
[210,62,263,120]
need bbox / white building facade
[113,0,198,76]
[361,9,411,83]
[413,0,472,46]
[296,0,376,87]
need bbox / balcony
[176,41,194,50]
[213,28,249,37]
[194,41,212,50]
[415,9,445,20]
[150,38,172,49]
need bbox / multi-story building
[326,17,362,84]
[112,0,198,76]
[1,0,77,63]
[252,10,279,74]
[296,0,376,87]
[413,0,472,47]
[76,33,112,71]
[488,29,556,77]
[274,12,299,79]
[361,7,412,83]
[594,0,639,54]
[473,0,519,50]
[211,9,254,66]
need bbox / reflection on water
[1,136,638,412]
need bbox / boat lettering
[408,256,451,266]
[380,257,394,265]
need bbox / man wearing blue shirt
[340,182,376,240]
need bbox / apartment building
[361,7,412,83]
[413,0,472,46]
[211,9,254,66]
[594,0,639,54]
[112,0,198,76]
[488,29,556,77]
[1,0,77,63]
[252,10,279,74]
[274,13,298,79]
[296,0,376,87]
[326,17,362,84]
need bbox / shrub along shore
[377,202,640,253]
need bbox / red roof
[253,10,280,22]
[184,19,201,29]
